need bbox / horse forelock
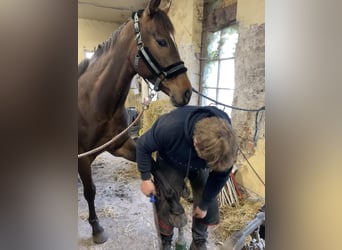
[152,10,175,35]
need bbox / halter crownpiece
[132,10,187,91]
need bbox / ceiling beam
[78,1,133,12]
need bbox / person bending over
[136,105,238,250]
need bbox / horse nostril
[184,90,191,103]
[184,90,191,102]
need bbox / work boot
[161,241,172,250]
[161,234,173,250]
[189,240,207,250]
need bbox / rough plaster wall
[237,0,265,27]
[78,19,119,63]
[232,23,265,198]
[157,0,203,105]
[223,0,237,6]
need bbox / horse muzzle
[170,88,192,107]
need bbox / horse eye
[157,39,168,47]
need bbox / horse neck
[94,23,136,115]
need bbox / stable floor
[78,152,220,250]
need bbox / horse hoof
[93,231,108,244]
[169,212,187,228]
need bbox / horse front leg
[78,156,108,244]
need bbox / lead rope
[185,149,191,180]
[181,149,192,200]
[78,92,156,159]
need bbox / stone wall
[232,23,265,151]
[232,6,265,197]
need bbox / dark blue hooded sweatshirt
[136,105,233,210]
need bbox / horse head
[129,0,192,107]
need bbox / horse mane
[78,20,129,78]
[78,59,89,78]
[78,10,174,78]
[93,22,127,58]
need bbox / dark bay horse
[78,0,192,244]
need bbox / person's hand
[193,206,207,219]
[140,179,156,196]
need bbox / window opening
[201,24,238,116]
[84,50,94,59]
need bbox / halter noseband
[132,10,187,91]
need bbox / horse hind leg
[78,156,108,244]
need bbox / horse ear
[162,0,172,15]
[147,0,161,17]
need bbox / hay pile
[140,99,175,135]
[214,198,264,243]
[179,192,263,247]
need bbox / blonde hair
[193,117,238,172]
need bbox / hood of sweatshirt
[183,106,231,143]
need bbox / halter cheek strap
[132,10,187,91]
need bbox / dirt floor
[78,151,265,250]
[78,152,221,250]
